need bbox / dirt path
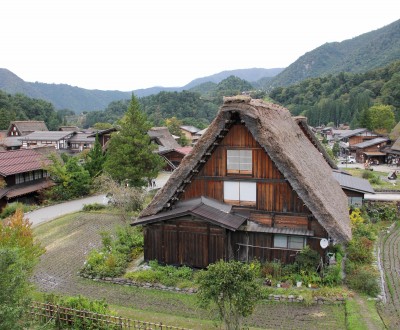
[31,212,347,329]
[378,223,400,329]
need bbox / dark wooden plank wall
[144,219,225,268]
[182,124,310,215]
[230,232,298,264]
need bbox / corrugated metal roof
[332,171,375,194]
[353,137,389,149]
[133,197,247,231]
[243,221,314,236]
[0,149,50,176]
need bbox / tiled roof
[134,196,247,231]
[353,137,389,149]
[68,133,95,143]
[332,171,375,194]
[0,149,50,176]
[175,146,193,155]
[180,125,200,133]
[20,131,75,141]
[5,179,55,199]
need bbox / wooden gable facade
[136,97,351,268]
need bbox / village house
[7,120,48,137]
[0,148,54,211]
[353,137,389,165]
[180,125,200,145]
[18,131,76,150]
[88,127,118,149]
[293,116,374,206]
[148,127,192,171]
[134,97,351,268]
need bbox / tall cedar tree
[104,95,163,187]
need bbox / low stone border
[80,274,198,294]
[81,274,347,304]
[267,294,346,304]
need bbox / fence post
[57,304,61,330]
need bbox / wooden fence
[29,301,192,330]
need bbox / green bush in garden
[125,260,194,288]
[80,225,143,278]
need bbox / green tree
[165,117,189,146]
[104,95,164,187]
[332,141,340,157]
[196,260,261,330]
[368,104,396,134]
[84,134,106,178]
[46,153,91,200]
[0,209,44,329]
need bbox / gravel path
[26,194,107,227]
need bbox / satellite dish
[320,238,329,249]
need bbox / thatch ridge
[139,97,351,242]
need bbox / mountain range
[0,18,399,113]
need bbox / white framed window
[223,181,256,206]
[227,150,252,174]
[274,235,306,250]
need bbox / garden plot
[32,211,347,329]
[379,224,400,329]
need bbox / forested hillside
[0,90,65,130]
[269,19,400,88]
[84,76,258,128]
[270,60,400,130]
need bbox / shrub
[125,260,194,287]
[369,175,381,185]
[80,225,144,278]
[346,266,380,296]
[295,246,320,275]
[321,263,342,287]
[347,237,374,264]
[43,294,116,330]
[0,202,32,219]
[362,171,375,179]
[82,203,106,211]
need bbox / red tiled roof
[175,146,192,155]
[0,149,50,176]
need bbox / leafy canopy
[196,260,261,330]
[103,94,164,187]
[0,209,44,329]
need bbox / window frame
[273,234,307,250]
[223,181,256,206]
[227,149,252,175]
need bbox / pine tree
[103,95,164,187]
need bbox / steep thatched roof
[148,127,180,151]
[139,96,351,242]
[8,121,48,136]
[293,116,338,170]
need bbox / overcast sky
[2,0,399,91]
